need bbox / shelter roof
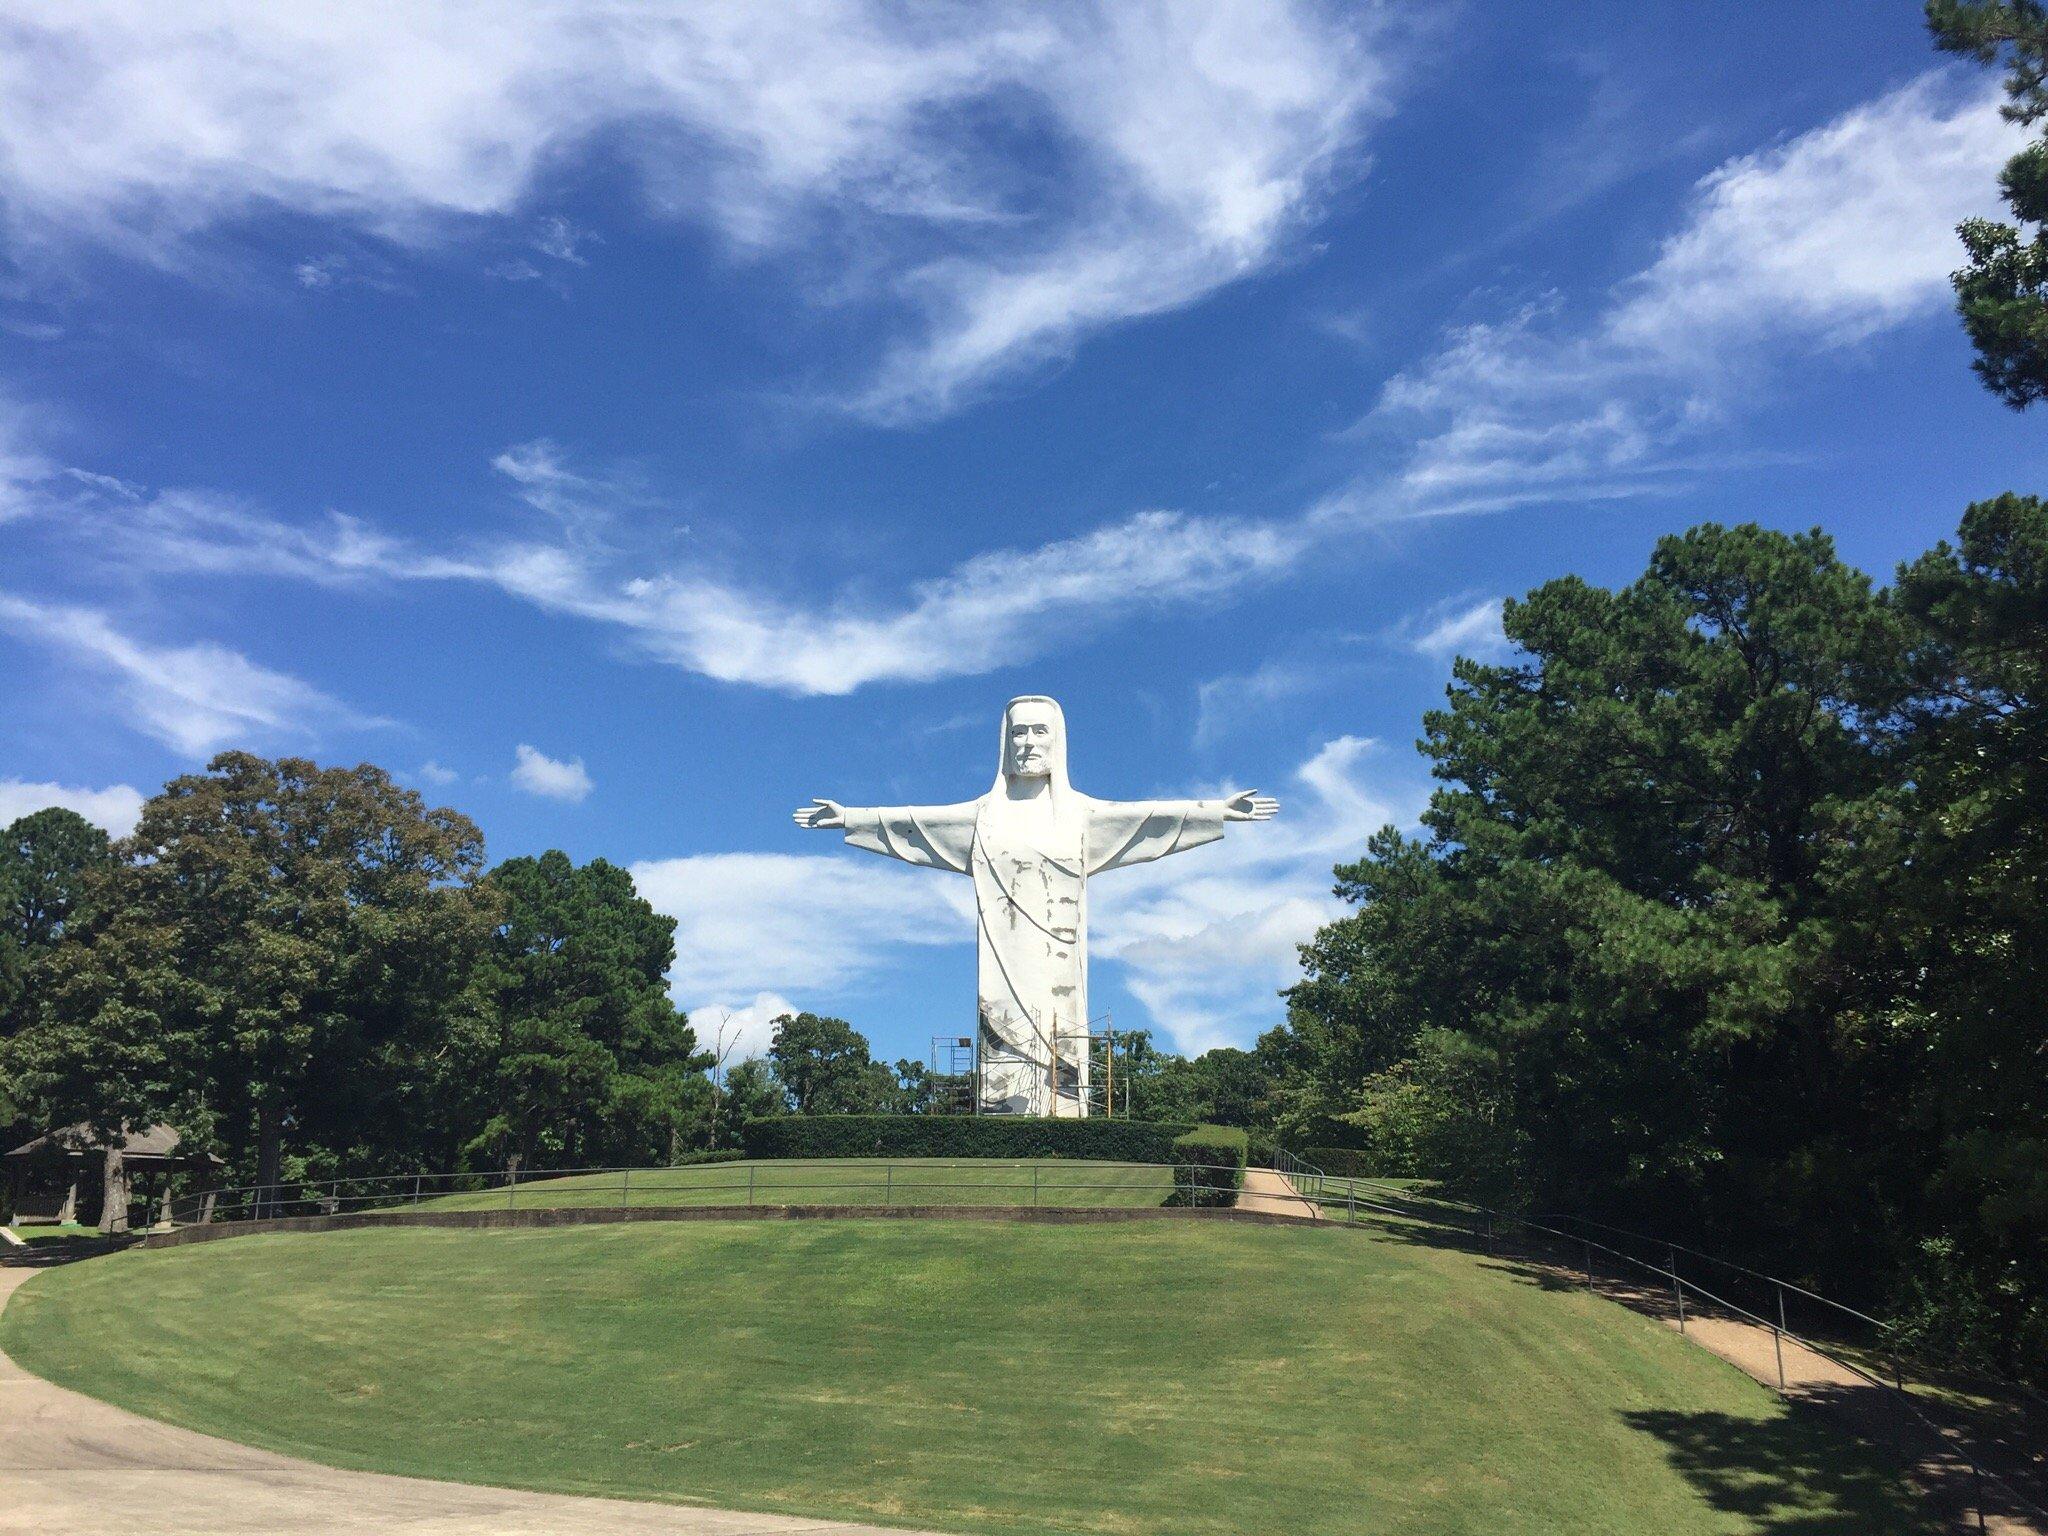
[5,1123,224,1165]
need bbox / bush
[672,1149,747,1166]
[1299,1146,1378,1180]
[741,1115,1195,1163]
[1332,1035,1529,1206]
[1170,1125,1247,1207]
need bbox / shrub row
[672,1148,748,1166]
[741,1115,1196,1163]
[1169,1125,1248,1207]
[1299,1146,1379,1180]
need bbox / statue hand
[792,797,846,830]
[1223,789,1279,822]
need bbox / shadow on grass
[1623,1408,1932,1534]
[1340,1209,2038,1528]
[1334,1203,1591,1293]
[1,1233,138,1269]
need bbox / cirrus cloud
[0,0,1390,420]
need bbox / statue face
[1005,702,1059,779]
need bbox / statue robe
[842,795,1228,1115]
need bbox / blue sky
[1,2,2042,1067]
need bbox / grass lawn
[0,1217,1931,1534]
[380,1158,1178,1213]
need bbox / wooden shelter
[5,1123,224,1230]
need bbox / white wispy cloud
[1367,74,2022,512]
[0,2,1388,420]
[510,743,593,802]
[0,777,144,836]
[846,3,1388,419]
[1400,594,1508,662]
[0,591,362,756]
[0,395,53,524]
[5,74,2019,704]
[53,450,1305,694]
[1192,658,1320,751]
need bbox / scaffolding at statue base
[930,1015,1133,1117]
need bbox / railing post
[1347,1179,1356,1222]
[1032,1163,1040,1208]
[621,1166,631,1214]
[885,1164,893,1206]
[412,1174,422,1207]
[748,1163,756,1206]
[1583,1238,1594,1290]
[1671,1246,1686,1335]
[1772,1281,1787,1392]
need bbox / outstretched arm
[1087,790,1279,874]
[792,797,978,873]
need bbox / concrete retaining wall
[139,1201,1321,1249]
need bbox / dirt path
[1236,1167,1322,1220]
[0,1265,942,1535]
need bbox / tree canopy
[767,1011,903,1115]
[1269,504,2048,1384]
[1929,2,2048,405]
[0,808,113,1137]
[0,755,720,1227]
[464,849,706,1170]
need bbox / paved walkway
[1434,1229,2046,1535]
[1236,1167,1321,1220]
[1592,1270,2045,1536]
[0,1265,940,1536]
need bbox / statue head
[997,695,1069,790]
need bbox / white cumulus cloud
[632,850,972,1011]
[0,777,144,836]
[1091,735,1417,1053]
[510,744,593,802]
[694,991,803,1066]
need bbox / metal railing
[1272,1145,1325,1201]
[165,1159,1252,1226]
[1285,1170,2041,1532]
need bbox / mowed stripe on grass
[0,1217,1934,1535]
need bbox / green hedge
[1299,1146,1378,1179]
[1170,1125,1247,1207]
[741,1115,1196,1163]
[673,1149,747,1166]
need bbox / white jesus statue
[793,695,1277,1117]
